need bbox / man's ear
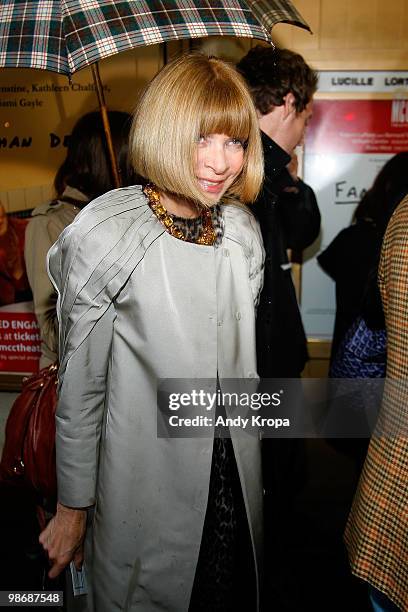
[283,92,296,119]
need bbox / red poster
[307,99,408,154]
[0,308,40,374]
[0,207,40,376]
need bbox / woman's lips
[197,178,225,194]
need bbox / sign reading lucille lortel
[318,71,408,94]
[301,71,408,341]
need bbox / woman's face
[194,133,245,203]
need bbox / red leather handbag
[0,362,58,503]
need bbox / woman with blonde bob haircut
[40,53,265,612]
[131,53,263,206]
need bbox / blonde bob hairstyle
[130,53,264,207]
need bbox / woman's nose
[205,146,229,174]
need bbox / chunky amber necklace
[143,184,216,246]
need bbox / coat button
[247,371,256,378]
[217,320,223,326]
[236,312,241,320]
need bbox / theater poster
[0,207,40,383]
[301,72,408,340]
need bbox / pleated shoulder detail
[47,186,165,380]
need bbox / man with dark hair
[237,45,320,378]
[237,46,320,608]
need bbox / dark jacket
[317,220,384,361]
[252,133,321,377]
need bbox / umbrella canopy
[0,0,310,76]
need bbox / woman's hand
[39,502,87,578]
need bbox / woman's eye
[197,135,207,145]
[228,138,245,148]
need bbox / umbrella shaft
[91,63,121,189]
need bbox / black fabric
[361,266,384,330]
[253,132,320,378]
[317,220,383,360]
[253,135,320,609]
[189,438,256,612]
[318,220,384,467]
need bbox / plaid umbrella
[0,0,310,76]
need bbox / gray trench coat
[48,186,265,612]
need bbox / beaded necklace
[143,184,216,246]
